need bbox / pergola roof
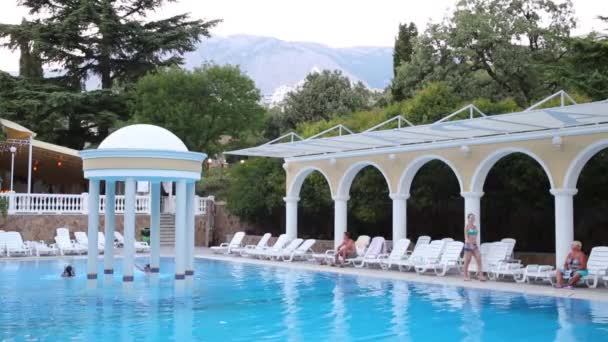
[226,91,608,160]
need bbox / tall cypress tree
[392,22,418,77]
[0,0,220,89]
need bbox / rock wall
[0,214,208,245]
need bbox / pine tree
[392,22,418,77]
[0,0,220,89]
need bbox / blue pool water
[0,258,607,341]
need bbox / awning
[226,92,608,159]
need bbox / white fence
[0,192,212,215]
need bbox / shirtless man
[334,232,357,266]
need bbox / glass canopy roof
[226,92,608,159]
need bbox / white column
[461,192,483,244]
[174,180,187,280]
[87,179,100,280]
[186,182,195,276]
[284,196,299,240]
[104,181,116,274]
[551,188,577,269]
[27,137,32,193]
[123,178,136,282]
[390,193,409,242]
[150,181,161,273]
[333,196,349,249]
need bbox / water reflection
[330,277,348,340]
[555,298,575,342]
[390,281,410,339]
[461,288,484,342]
[280,270,300,342]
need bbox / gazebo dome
[99,124,188,152]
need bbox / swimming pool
[0,258,606,341]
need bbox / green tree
[279,70,375,130]
[0,71,128,149]
[132,65,265,155]
[393,22,418,77]
[0,0,219,90]
[225,158,285,228]
[391,0,576,105]
[391,22,418,101]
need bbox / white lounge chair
[56,227,70,239]
[282,239,316,262]
[264,238,303,260]
[54,235,86,255]
[372,238,410,270]
[4,232,32,257]
[113,231,151,253]
[414,235,431,248]
[354,235,371,255]
[483,242,523,280]
[413,240,450,274]
[415,241,464,276]
[393,241,431,271]
[26,240,59,256]
[231,233,272,256]
[75,231,104,253]
[210,231,245,254]
[346,236,386,268]
[519,264,555,284]
[246,234,289,258]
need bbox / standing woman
[463,213,486,281]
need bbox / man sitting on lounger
[334,232,357,266]
[555,240,588,289]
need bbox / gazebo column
[333,196,349,249]
[86,179,100,280]
[104,180,116,274]
[284,196,299,240]
[551,188,577,269]
[150,181,161,273]
[461,192,483,244]
[186,182,195,276]
[123,178,136,282]
[390,193,409,242]
[174,179,187,280]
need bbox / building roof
[99,124,189,152]
[226,92,608,160]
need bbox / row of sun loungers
[211,232,608,288]
[0,228,150,257]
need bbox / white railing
[1,192,213,215]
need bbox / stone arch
[564,139,608,189]
[470,147,555,193]
[287,167,334,198]
[336,161,392,197]
[398,154,464,195]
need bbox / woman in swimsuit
[555,240,588,289]
[463,213,485,281]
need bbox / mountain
[184,35,393,101]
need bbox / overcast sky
[0,0,606,71]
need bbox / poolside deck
[2,246,607,302]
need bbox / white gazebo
[80,124,206,281]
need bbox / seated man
[334,232,357,266]
[555,240,588,289]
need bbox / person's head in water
[145,264,151,271]
[62,265,75,278]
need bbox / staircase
[160,214,175,246]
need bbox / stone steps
[160,214,175,246]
